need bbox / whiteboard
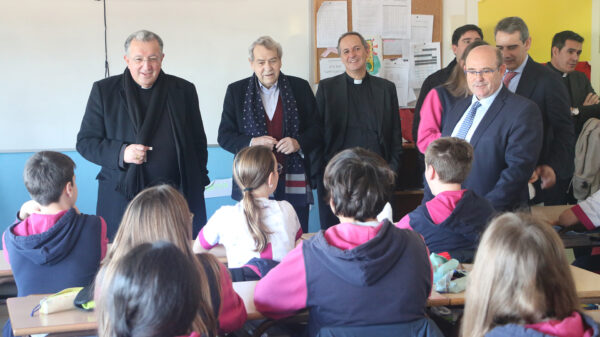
[0,0,313,151]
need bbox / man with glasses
[218,36,319,232]
[495,17,574,205]
[440,44,542,211]
[77,30,209,239]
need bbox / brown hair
[461,212,579,337]
[105,185,220,337]
[425,137,473,184]
[233,146,277,252]
[324,147,395,221]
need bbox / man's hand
[124,144,152,165]
[583,92,600,106]
[276,137,300,155]
[18,200,41,220]
[250,136,278,149]
[535,165,556,189]
[528,170,539,184]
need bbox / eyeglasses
[276,163,283,174]
[464,68,499,77]
[131,56,161,65]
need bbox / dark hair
[425,137,473,184]
[324,148,395,221]
[551,30,584,57]
[495,17,529,43]
[452,24,483,45]
[98,241,201,337]
[233,146,276,252]
[23,151,75,206]
[337,31,369,55]
[444,40,489,97]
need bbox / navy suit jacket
[442,87,543,211]
[516,57,575,179]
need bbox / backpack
[572,118,600,200]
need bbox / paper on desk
[383,38,409,56]
[411,14,433,43]
[382,58,410,106]
[382,0,411,39]
[352,0,382,36]
[319,58,345,80]
[409,42,441,89]
[317,1,348,48]
[204,178,232,198]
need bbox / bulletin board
[313,0,443,82]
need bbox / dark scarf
[242,72,309,204]
[117,68,168,199]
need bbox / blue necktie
[456,101,481,139]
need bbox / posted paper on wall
[319,58,345,80]
[382,58,410,107]
[409,42,441,89]
[352,0,382,36]
[383,39,409,56]
[411,14,433,43]
[382,0,411,39]
[317,1,348,48]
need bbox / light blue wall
[0,147,320,234]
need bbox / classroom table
[530,205,600,249]
[443,265,600,306]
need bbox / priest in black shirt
[315,31,402,229]
[77,30,209,239]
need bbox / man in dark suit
[441,44,543,211]
[218,36,319,232]
[77,30,209,239]
[413,24,483,143]
[548,30,600,136]
[495,17,575,205]
[315,31,402,229]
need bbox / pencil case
[31,287,83,316]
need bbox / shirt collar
[259,80,278,93]
[472,84,503,108]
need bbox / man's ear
[425,165,436,181]
[64,181,74,198]
[551,46,559,58]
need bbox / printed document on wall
[352,0,382,36]
[382,0,411,39]
[382,58,410,106]
[409,42,440,89]
[411,15,433,43]
[317,1,348,48]
[319,58,345,80]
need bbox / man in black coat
[315,32,402,229]
[218,36,320,232]
[77,30,209,239]
[548,30,600,136]
[495,17,575,205]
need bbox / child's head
[108,184,220,335]
[97,241,201,337]
[324,147,395,221]
[461,212,579,337]
[23,151,77,207]
[232,146,278,251]
[424,137,473,185]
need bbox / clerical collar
[547,62,569,77]
[345,72,368,85]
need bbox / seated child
[558,189,600,271]
[254,147,433,336]
[104,184,246,333]
[397,137,495,262]
[461,212,599,337]
[97,241,208,337]
[3,151,108,296]
[193,146,301,278]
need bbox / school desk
[443,264,600,306]
[531,205,600,249]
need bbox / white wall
[0,0,311,151]
[441,0,478,66]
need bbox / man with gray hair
[218,36,319,232]
[315,31,402,229]
[495,17,574,205]
[77,30,210,238]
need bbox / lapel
[166,77,183,122]
[369,75,385,135]
[331,74,349,142]
[469,87,508,148]
[442,96,471,137]
[119,87,139,134]
[515,56,537,98]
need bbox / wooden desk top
[530,205,572,225]
[443,265,600,306]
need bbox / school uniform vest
[302,220,431,337]
[4,209,102,296]
[409,190,494,257]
